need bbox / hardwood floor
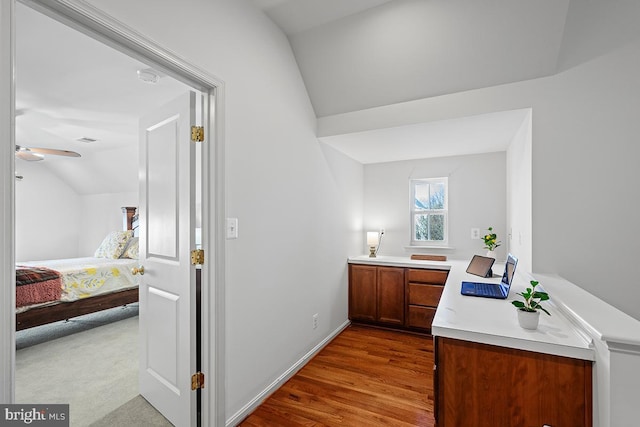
[239,324,435,426]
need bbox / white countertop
[348,255,595,361]
[348,255,451,271]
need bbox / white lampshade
[367,231,379,247]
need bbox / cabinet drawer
[408,283,443,307]
[407,269,448,285]
[408,305,437,329]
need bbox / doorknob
[131,265,145,275]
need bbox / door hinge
[191,249,205,265]
[191,372,205,390]
[191,126,204,142]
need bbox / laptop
[461,253,518,299]
[466,255,495,278]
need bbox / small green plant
[482,227,501,251]
[512,280,550,315]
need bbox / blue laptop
[461,253,518,299]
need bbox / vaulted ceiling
[16,0,584,192]
[15,3,189,194]
[253,0,570,117]
[250,0,576,164]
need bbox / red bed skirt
[16,266,62,307]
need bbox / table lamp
[367,231,379,257]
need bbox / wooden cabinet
[376,267,405,325]
[348,265,377,322]
[348,263,448,333]
[434,336,593,427]
[349,264,404,326]
[406,268,447,333]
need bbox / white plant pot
[486,250,496,258]
[517,309,540,330]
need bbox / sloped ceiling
[17,0,580,191]
[250,0,575,164]
[15,3,190,194]
[255,0,570,117]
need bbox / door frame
[0,1,226,425]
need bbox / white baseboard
[226,320,351,426]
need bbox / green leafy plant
[511,280,550,315]
[482,227,501,251]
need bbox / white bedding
[17,257,140,313]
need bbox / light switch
[226,218,238,239]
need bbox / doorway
[1,1,225,425]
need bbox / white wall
[14,161,137,260]
[85,0,364,421]
[364,152,507,261]
[78,192,138,256]
[319,18,640,320]
[15,162,80,261]
[506,110,532,273]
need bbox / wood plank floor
[239,324,435,426]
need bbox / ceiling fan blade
[28,147,81,157]
[15,150,44,161]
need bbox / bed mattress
[17,257,140,313]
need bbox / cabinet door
[377,267,405,325]
[349,265,377,322]
[435,337,593,427]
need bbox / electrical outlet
[312,313,318,330]
[471,228,480,239]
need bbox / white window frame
[410,177,449,246]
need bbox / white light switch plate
[226,218,238,239]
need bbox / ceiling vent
[77,137,97,143]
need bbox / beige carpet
[89,395,172,426]
[16,305,142,426]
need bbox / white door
[138,91,198,426]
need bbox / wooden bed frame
[16,207,140,331]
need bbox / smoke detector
[137,68,160,84]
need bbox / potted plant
[511,280,550,330]
[482,227,501,258]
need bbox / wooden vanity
[348,259,448,334]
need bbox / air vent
[77,137,97,143]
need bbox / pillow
[94,230,134,259]
[122,237,139,260]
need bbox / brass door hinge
[191,126,204,142]
[191,249,204,265]
[191,372,205,390]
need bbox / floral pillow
[94,230,134,259]
[122,237,139,260]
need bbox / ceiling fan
[15,145,81,161]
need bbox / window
[411,177,448,245]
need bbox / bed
[15,207,141,331]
